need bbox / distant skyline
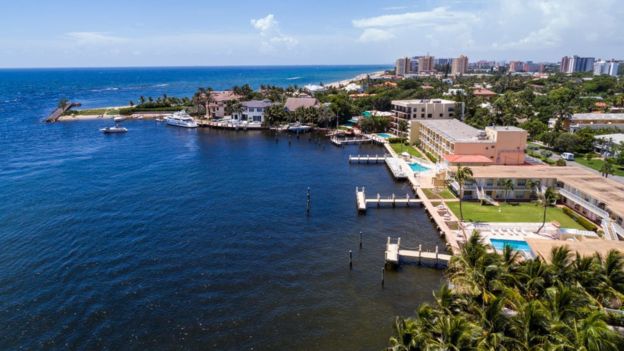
[1,0,623,68]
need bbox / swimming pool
[376,133,393,139]
[489,238,533,254]
[409,162,431,173]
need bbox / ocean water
[0,66,446,350]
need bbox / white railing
[558,188,610,219]
[611,222,624,240]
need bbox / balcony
[558,188,609,219]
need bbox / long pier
[355,187,421,212]
[348,155,389,163]
[45,102,81,123]
[385,237,451,267]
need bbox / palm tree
[502,179,514,203]
[453,165,473,222]
[600,158,614,178]
[536,186,559,234]
[526,179,541,201]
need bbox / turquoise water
[376,133,392,139]
[489,239,533,254]
[409,162,431,173]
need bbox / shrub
[555,159,567,166]
[388,137,406,143]
[562,207,599,231]
[425,151,438,163]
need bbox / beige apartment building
[564,113,624,132]
[391,99,463,137]
[418,55,434,73]
[410,119,527,165]
[448,165,624,239]
[451,55,468,76]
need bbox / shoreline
[325,70,386,88]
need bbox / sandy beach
[326,70,387,88]
[57,111,171,122]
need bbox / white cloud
[250,14,298,52]
[250,14,277,33]
[353,7,478,29]
[358,28,395,43]
[65,32,127,45]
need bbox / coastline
[325,70,386,88]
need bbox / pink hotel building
[409,119,528,166]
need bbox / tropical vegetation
[389,232,624,350]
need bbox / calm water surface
[0,67,444,350]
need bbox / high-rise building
[418,55,435,73]
[435,58,453,66]
[395,57,411,76]
[593,60,620,77]
[409,56,421,73]
[451,55,468,76]
[562,55,595,73]
[508,61,524,73]
[560,56,571,73]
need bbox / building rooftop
[473,87,497,96]
[391,98,456,105]
[417,119,486,142]
[242,100,273,108]
[284,97,319,111]
[595,133,624,144]
[486,126,526,132]
[571,113,624,121]
[443,154,493,164]
[526,238,624,264]
[466,164,624,219]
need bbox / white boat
[100,125,128,134]
[288,122,312,133]
[165,111,198,128]
[113,116,126,122]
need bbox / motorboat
[100,124,128,134]
[165,111,198,128]
[288,122,312,133]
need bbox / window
[427,113,432,118]
[439,113,443,117]
[421,114,425,118]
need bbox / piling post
[406,193,410,207]
[377,193,380,207]
[392,193,396,207]
[418,244,422,265]
[359,231,362,249]
[381,267,385,288]
[349,250,353,270]
[306,187,311,215]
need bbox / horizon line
[0,63,393,70]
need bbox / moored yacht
[165,111,198,128]
[100,124,128,134]
[288,122,312,133]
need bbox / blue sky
[1,0,622,67]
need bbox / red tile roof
[443,154,493,164]
[473,88,497,97]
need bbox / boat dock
[331,136,371,146]
[385,237,451,267]
[348,154,389,163]
[384,157,408,179]
[45,102,81,123]
[355,187,421,212]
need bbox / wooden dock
[385,237,451,267]
[45,102,81,123]
[355,187,420,212]
[348,155,389,163]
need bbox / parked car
[561,152,575,161]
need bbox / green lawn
[446,202,585,230]
[390,143,423,158]
[64,108,118,116]
[422,187,456,200]
[575,157,624,177]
